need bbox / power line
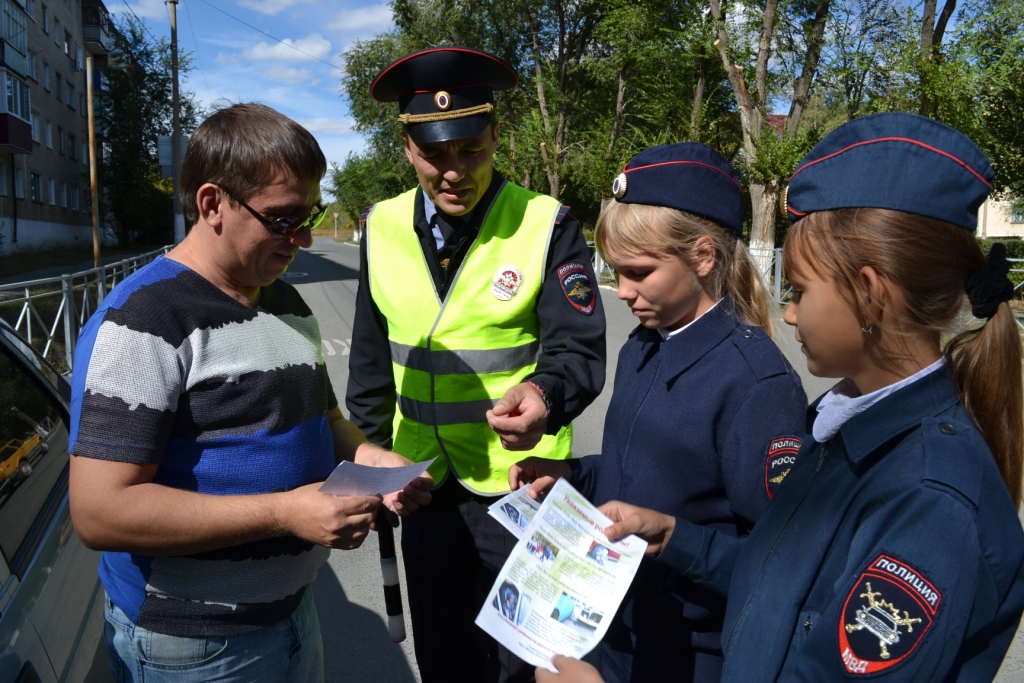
[195,0,342,72]
[180,0,213,102]
[119,0,162,45]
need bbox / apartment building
[0,0,108,255]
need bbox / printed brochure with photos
[476,478,647,671]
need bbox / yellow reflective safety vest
[366,181,573,495]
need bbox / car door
[0,331,105,683]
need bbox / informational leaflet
[318,457,435,497]
[476,478,647,671]
[487,486,543,539]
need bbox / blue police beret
[612,143,744,235]
[785,112,993,231]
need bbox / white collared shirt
[658,299,722,340]
[812,357,947,442]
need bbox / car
[0,321,111,683]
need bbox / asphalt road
[290,237,1023,682]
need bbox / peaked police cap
[611,142,744,235]
[370,47,518,144]
[785,112,994,231]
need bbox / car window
[0,344,69,568]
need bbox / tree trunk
[755,0,779,106]
[787,0,831,137]
[608,65,627,155]
[531,13,553,136]
[540,142,559,198]
[749,178,781,279]
[690,56,707,141]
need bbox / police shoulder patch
[558,261,595,315]
[839,554,942,676]
[764,436,802,499]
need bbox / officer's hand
[600,500,676,556]
[536,655,604,683]
[487,383,549,450]
[508,456,571,499]
[353,445,433,518]
[280,484,381,549]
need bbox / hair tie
[965,242,1014,319]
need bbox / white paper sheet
[488,486,543,539]
[476,478,647,671]
[318,457,435,497]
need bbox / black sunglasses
[216,184,326,238]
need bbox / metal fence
[0,246,172,372]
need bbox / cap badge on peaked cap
[612,173,628,199]
[434,91,451,111]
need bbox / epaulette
[359,205,374,223]
[555,204,571,225]
[921,417,985,508]
[732,326,790,381]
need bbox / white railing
[0,246,172,372]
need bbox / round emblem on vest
[492,264,524,301]
[434,91,452,111]
[612,172,628,199]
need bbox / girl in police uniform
[537,113,1024,683]
[510,142,808,683]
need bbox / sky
[111,0,393,197]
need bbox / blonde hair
[783,208,1023,507]
[595,201,775,338]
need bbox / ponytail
[596,200,776,338]
[784,208,1024,508]
[947,302,1023,507]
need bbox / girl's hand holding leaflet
[535,655,605,683]
[599,500,676,556]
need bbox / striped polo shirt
[69,256,336,637]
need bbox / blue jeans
[103,588,324,683]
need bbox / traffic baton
[376,508,406,642]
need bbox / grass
[0,245,166,280]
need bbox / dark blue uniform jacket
[659,366,1024,681]
[570,300,808,652]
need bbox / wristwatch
[523,381,553,413]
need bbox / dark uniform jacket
[570,301,808,653]
[659,366,1024,681]
[346,173,607,446]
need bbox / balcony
[0,40,27,78]
[83,23,109,55]
[0,113,31,153]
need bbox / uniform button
[939,422,956,435]
[743,329,753,339]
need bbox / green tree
[100,17,201,245]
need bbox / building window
[65,81,73,107]
[68,133,75,159]
[45,120,51,148]
[27,53,37,81]
[3,70,31,122]
[43,63,50,90]
[30,172,42,202]
[60,181,67,207]
[53,19,60,46]
[71,185,79,210]
[47,177,55,205]
[26,0,35,19]
[80,141,87,163]
[79,92,85,115]
[1012,204,1024,224]
[63,30,70,55]
[57,126,63,154]
[0,162,6,196]
[41,5,47,33]
[55,73,61,99]
[30,111,39,142]
[2,0,28,54]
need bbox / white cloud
[111,0,166,19]
[236,0,310,15]
[328,4,392,33]
[296,118,355,135]
[242,33,332,62]
[264,65,319,85]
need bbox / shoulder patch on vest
[839,554,941,676]
[764,436,802,499]
[558,261,595,315]
[359,205,374,222]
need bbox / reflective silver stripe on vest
[397,394,498,425]
[390,340,540,375]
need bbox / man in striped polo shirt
[68,103,431,681]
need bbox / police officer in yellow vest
[346,48,607,683]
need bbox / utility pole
[332,211,339,240]
[87,55,100,267]
[169,0,184,243]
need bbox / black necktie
[434,212,465,270]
